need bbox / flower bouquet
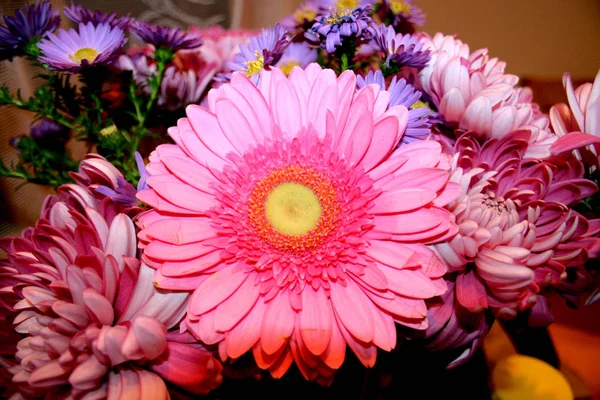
[0,0,599,398]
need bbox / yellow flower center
[265,182,322,236]
[336,0,359,11]
[389,0,412,14]
[326,8,351,24]
[294,7,317,23]
[244,50,264,77]
[248,165,340,253]
[411,100,429,109]
[99,125,118,137]
[70,47,99,64]
[278,60,300,76]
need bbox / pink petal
[261,291,296,355]
[330,281,374,343]
[189,266,249,315]
[299,288,332,356]
[214,278,261,332]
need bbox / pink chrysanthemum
[188,25,254,73]
[550,69,600,171]
[137,64,459,382]
[0,156,222,398]
[417,33,556,157]
[433,131,600,318]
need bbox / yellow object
[265,182,322,236]
[244,50,264,77]
[492,355,574,400]
[70,47,98,64]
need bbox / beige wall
[239,0,600,80]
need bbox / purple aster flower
[30,118,69,145]
[305,6,375,54]
[275,42,318,75]
[135,151,150,192]
[224,24,290,84]
[64,3,133,30]
[379,0,426,32]
[373,25,430,69]
[280,0,320,37]
[357,70,431,143]
[38,22,126,72]
[0,1,59,60]
[132,21,202,51]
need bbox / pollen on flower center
[294,7,317,23]
[326,8,351,24]
[70,47,99,64]
[278,60,301,76]
[244,50,265,77]
[389,0,412,14]
[336,0,359,11]
[265,182,322,235]
[248,165,341,253]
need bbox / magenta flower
[0,155,223,398]
[137,64,459,382]
[188,25,253,73]
[38,22,126,72]
[424,280,492,367]
[433,131,600,318]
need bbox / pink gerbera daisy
[137,64,459,382]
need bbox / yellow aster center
[336,0,359,12]
[70,47,99,64]
[411,100,429,109]
[389,0,412,14]
[326,8,351,24]
[248,165,341,253]
[294,7,317,23]
[99,125,118,137]
[265,182,322,236]
[278,60,300,76]
[244,50,264,77]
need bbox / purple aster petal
[225,24,290,84]
[357,70,432,144]
[64,3,133,30]
[0,0,59,59]
[373,24,430,69]
[305,6,374,54]
[38,22,126,72]
[275,42,318,73]
[135,152,150,192]
[30,119,69,144]
[132,21,202,51]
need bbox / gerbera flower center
[70,47,99,64]
[389,0,412,14]
[265,182,322,235]
[244,50,265,77]
[248,164,341,253]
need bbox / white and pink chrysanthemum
[0,156,223,398]
[550,69,600,170]
[417,33,556,158]
[433,131,600,318]
[137,64,460,382]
